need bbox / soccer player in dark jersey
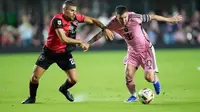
[21,0,114,104]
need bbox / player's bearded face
[117,12,128,26]
[63,5,77,20]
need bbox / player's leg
[143,46,161,95]
[123,54,139,102]
[56,53,76,102]
[145,71,161,95]
[63,68,78,89]
[125,63,138,102]
[22,50,54,104]
[21,66,47,104]
[59,69,77,102]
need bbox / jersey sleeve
[52,18,63,29]
[129,12,150,23]
[76,14,85,23]
[141,14,150,22]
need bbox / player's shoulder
[75,13,84,17]
[106,16,117,27]
[75,13,84,20]
[110,16,117,21]
[51,13,63,28]
[75,13,85,23]
[109,16,117,23]
[128,12,141,19]
[128,12,136,15]
[52,13,63,20]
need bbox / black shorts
[36,46,76,70]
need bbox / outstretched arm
[80,31,105,52]
[149,14,183,23]
[88,31,104,45]
[84,16,114,40]
[84,16,105,30]
[82,17,116,52]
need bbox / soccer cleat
[153,81,161,95]
[125,96,137,102]
[21,97,36,104]
[59,86,74,102]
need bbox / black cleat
[21,97,36,104]
[59,87,74,102]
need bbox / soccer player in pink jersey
[84,5,182,102]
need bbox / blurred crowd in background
[0,0,200,48]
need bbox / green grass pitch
[0,49,200,112]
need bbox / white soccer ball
[138,88,154,104]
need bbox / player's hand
[167,15,183,24]
[102,29,114,40]
[81,43,90,52]
[77,39,83,46]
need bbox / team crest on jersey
[72,20,78,26]
[57,20,62,25]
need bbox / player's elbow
[59,37,66,43]
[149,14,155,20]
[91,18,101,25]
[63,37,73,44]
[145,72,155,83]
[59,36,70,44]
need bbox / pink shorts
[123,46,158,72]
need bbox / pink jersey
[107,12,152,53]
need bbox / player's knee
[145,73,154,82]
[31,75,40,83]
[125,68,132,77]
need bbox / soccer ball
[138,88,154,104]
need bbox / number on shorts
[69,58,75,65]
[146,60,152,69]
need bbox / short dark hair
[63,0,77,6]
[115,5,128,15]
